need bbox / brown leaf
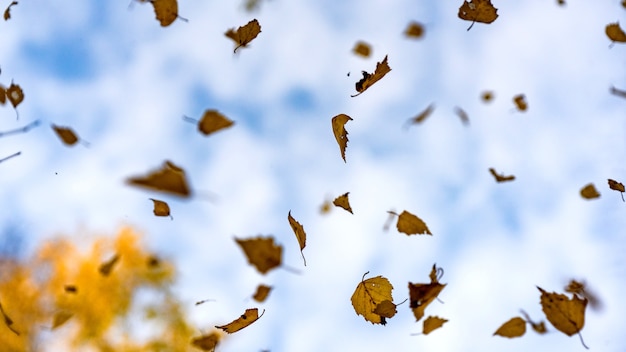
[332,192,353,214]
[351,55,391,97]
[51,124,80,146]
[513,94,528,112]
[191,331,221,351]
[409,265,446,322]
[579,183,600,200]
[225,19,261,52]
[489,168,515,182]
[481,90,494,102]
[4,1,17,21]
[191,110,234,136]
[458,0,498,30]
[127,160,191,197]
[351,272,394,325]
[319,198,332,214]
[565,279,602,310]
[538,287,588,348]
[352,41,371,58]
[235,236,282,274]
[520,310,547,334]
[331,114,352,162]
[150,0,180,27]
[150,198,172,219]
[493,316,526,338]
[406,103,435,126]
[0,85,6,105]
[7,82,23,109]
[404,21,424,39]
[216,308,264,333]
[606,22,626,43]
[287,211,307,265]
[454,106,470,125]
[99,254,120,276]
[396,210,432,236]
[608,178,625,201]
[252,284,272,303]
[423,316,448,335]
[51,311,73,329]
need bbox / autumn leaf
[606,22,626,44]
[493,316,526,338]
[351,55,391,97]
[184,110,234,136]
[332,192,353,214]
[489,168,515,182]
[579,183,600,199]
[99,254,120,276]
[149,0,185,27]
[454,106,470,125]
[423,316,448,335]
[51,124,81,146]
[481,90,494,102]
[191,331,221,351]
[51,311,73,329]
[538,287,588,348]
[404,21,425,39]
[127,160,191,197]
[409,264,446,322]
[513,94,528,112]
[610,86,626,99]
[372,300,397,325]
[521,310,547,334]
[352,41,371,58]
[331,114,352,162]
[287,211,307,265]
[392,210,432,236]
[150,198,172,219]
[215,308,265,333]
[406,103,435,127]
[608,178,625,201]
[351,272,394,325]
[0,85,6,105]
[458,0,498,30]
[7,81,23,118]
[225,19,261,52]
[319,198,332,214]
[0,302,19,335]
[4,1,17,21]
[565,279,602,310]
[235,236,282,274]
[252,284,272,303]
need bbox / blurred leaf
[4,1,17,21]
[127,160,191,197]
[489,168,515,183]
[406,103,435,127]
[51,124,80,146]
[458,0,498,30]
[606,22,626,43]
[579,183,600,199]
[252,284,272,303]
[191,331,221,351]
[235,236,282,274]
[513,94,528,111]
[225,19,261,52]
[404,21,424,38]
[352,41,371,57]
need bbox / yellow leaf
[51,124,80,146]
[98,254,120,276]
[151,0,180,27]
[351,55,391,97]
[225,19,261,53]
[51,311,73,329]
[191,331,221,351]
[538,287,588,347]
[423,316,448,335]
[406,103,435,126]
[489,168,515,183]
[513,94,528,112]
[252,284,272,303]
[579,183,600,199]
[396,210,432,236]
[493,316,526,338]
[235,236,282,274]
[404,22,425,39]
[215,308,264,333]
[150,198,172,219]
[409,264,445,322]
[127,160,191,197]
[287,211,307,265]
[350,272,394,325]
[373,300,397,325]
[458,0,498,30]
[331,114,352,162]
[4,1,17,21]
[521,310,547,334]
[332,192,353,214]
[608,178,625,201]
[187,110,234,136]
[454,106,470,125]
[606,22,626,43]
[352,41,371,58]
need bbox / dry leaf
[191,331,220,351]
[404,22,424,39]
[351,55,391,97]
[606,22,626,43]
[406,103,435,126]
[235,236,282,274]
[331,114,352,162]
[395,210,432,236]
[409,264,446,322]
[150,198,172,219]
[51,311,73,329]
[287,211,307,265]
[520,310,547,334]
[493,316,526,338]
[0,301,19,335]
[458,0,498,30]
[127,160,191,197]
[565,279,602,310]
[0,85,6,105]
[51,124,80,146]
[351,272,394,325]
[216,308,264,333]
[513,94,527,112]
[373,300,397,320]
[579,183,600,199]
[538,287,588,348]
[352,41,371,57]
[7,82,23,109]
[481,90,494,102]
[186,110,234,136]
[608,178,625,201]
[4,1,17,21]
[99,254,120,276]
[332,192,353,214]
[489,168,515,182]
[149,0,182,27]
[455,106,470,125]
[225,19,261,52]
[252,284,272,303]
[423,316,448,335]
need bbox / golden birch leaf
[458,0,498,30]
[409,264,446,322]
[352,55,391,97]
[513,94,528,111]
[215,308,264,333]
[332,192,353,214]
[489,168,515,182]
[565,279,602,310]
[423,316,448,335]
[406,103,435,126]
[396,210,432,235]
[493,316,526,338]
[373,300,397,326]
[608,178,625,201]
[191,110,234,136]
[4,1,17,21]
[351,272,394,325]
[331,114,352,162]
[191,331,221,351]
[51,311,73,329]
[352,41,371,58]
[606,22,626,43]
[252,284,272,303]
[7,82,23,112]
[99,254,120,276]
[287,211,307,265]
[521,310,547,334]
[538,287,588,348]
[579,183,600,199]
[225,19,261,52]
[404,21,424,39]
[127,160,191,197]
[51,125,80,146]
[150,198,172,219]
[235,236,282,274]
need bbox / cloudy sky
[1,0,625,351]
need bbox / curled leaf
[489,168,515,182]
[404,21,425,39]
[225,19,261,52]
[191,331,221,351]
[406,103,435,127]
[51,311,73,329]
[409,265,446,322]
[216,308,264,333]
[185,110,234,136]
[252,284,272,303]
[608,178,625,201]
[454,106,469,125]
[287,211,307,265]
[333,192,353,214]
[99,254,120,276]
[351,55,391,97]
[331,114,352,162]
[4,1,17,21]
[538,287,588,348]
[513,94,527,111]
[235,236,282,274]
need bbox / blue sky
[1,0,625,351]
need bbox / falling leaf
[608,178,625,201]
[454,106,470,125]
[409,264,446,322]
[458,0,498,30]
[372,300,397,325]
[404,21,425,39]
[99,254,120,276]
[565,280,602,310]
[64,285,77,293]
[149,0,183,27]
[351,55,391,97]
[489,168,515,182]
[51,124,80,146]
[3,1,17,21]
[513,94,528,112]
[7,82,23,117]
[51,311,73,329]
[252,284,272,303]
[623,0,626,9]
[406,103,435,127]
[579,183,600,199]
[287,211,307,266]
[521,310,547,334]
[0,85,6,105]
[320,198,332,214]
[191,331,220,351]
[481,90,494,102]
[0,302,19,335]
[557,0,565,5]
[235,236,282,274]
[352,41,371,57]
[606,22,626,43]
[537,287,588,348]
[225,19,261,52]
[185,110,234,136]
[493,316,526,338]
[332,192,353,214]
[394,210,432,236]
[423,316,448,335]
[351,272,394,325]
[215,308,265,333]
[610,86,626,99]
[150,198,173,219]
[127,160,191,197]
[331,114,352,162]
